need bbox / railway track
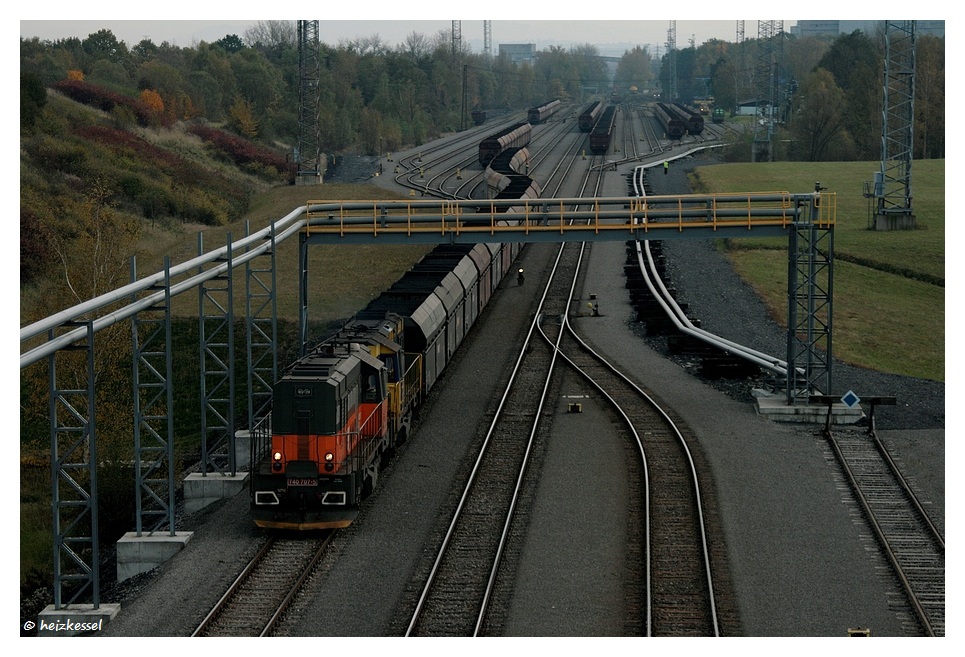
[192,532,332,637]
[402,128,723,633]
[824,426,945,636]
[403,232,581,637]
[546,298,721,636]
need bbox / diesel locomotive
[250,127,538,531]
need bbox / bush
[50,78,173,128]
[187,122,290,177]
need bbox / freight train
[578,100,603,132]
[672,102,704,135]
[479,122,532,165]
[527,99,561,124]
[654,102,685,139]
[589,104,617,154]
[250,131,537,531]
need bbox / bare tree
[400,31,432,59]
[243,20,296,49]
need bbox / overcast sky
[18,0,953,51]
[20,18,790,55]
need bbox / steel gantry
[21,191,833,610]
[21,210,300,611]
[296,20,322,185]
[877,20,917,229]
[753,21,784,162]
[130,257,176,536]
[299,193,835,403]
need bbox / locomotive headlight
[273,452,283,461]
[324,452,334,472]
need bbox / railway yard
[86,100,942,638]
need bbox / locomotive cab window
[364,374,379,402]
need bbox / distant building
[498,43,537,66]
[789,20,944,38]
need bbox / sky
[19,17,784,55]
[17,1,952,54]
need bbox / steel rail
[823,429,936,636]
[403,240,565,636]
[259,536,330,636]
[562,310,721,636]
[535,314,654,635]
[191,537,275,636]
[407,118,602,636]
[870,429,945,550]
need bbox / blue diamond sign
[841,390,861,409]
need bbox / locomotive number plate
[288,477,317,487]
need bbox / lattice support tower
[245,221,278,429]
[484,20,492,58]
[130,257,176,535]
[452,20,462,57]
[198,233,236,476]
[666,21,677,101]
[752,21,783,162]
[877,21,917,230]
[785,195,834,403]
[296,20,321,185]
[48,320,100,609]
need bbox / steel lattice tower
[452,20,462,56]
[877,21,917,229]
[296,20,321,185]
[484,20,492,58]
[666,21,677,101]
[752,21,782,162]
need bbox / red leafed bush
[50,79,172,128]
[187,123,289,175]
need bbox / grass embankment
[689,160,944,382]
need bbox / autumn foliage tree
[139,88,164,125]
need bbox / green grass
[690,160,944,381]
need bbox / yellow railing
[304,193,834,238]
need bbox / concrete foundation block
[754,394,865,425]
[36,603,121,636]
[115,531,193,582]
[183,472,249,514]
[234,429,251,470]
